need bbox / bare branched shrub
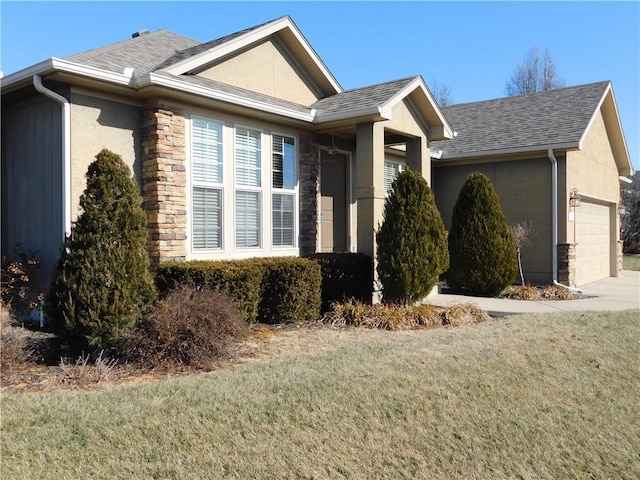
[511,222,536,285]
[125,285,247,369]
[323,300,489,330]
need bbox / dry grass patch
[501,284,577,300]
[3,310,638,479]
[323,299,490,329]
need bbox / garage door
[575,201,611,285]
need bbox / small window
[384,160,405,193]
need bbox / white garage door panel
[575,201,610,285]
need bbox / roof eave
[437,142,580,161]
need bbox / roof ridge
[65,29,199,61]
[445,80,611,109]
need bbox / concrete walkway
[426,270,640,316]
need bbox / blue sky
[1,1,638,170]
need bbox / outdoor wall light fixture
[618,204,626,215]
[569,188,581,208]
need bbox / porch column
[405,135,430,184]
[355,122,386,298]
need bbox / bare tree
[505,47,565,96]
[428,78,454,107]
[511,221,536,285]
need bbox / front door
[320,151,347,252]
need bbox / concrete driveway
[426,270,640,316]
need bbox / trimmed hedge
[156,257,321,325]
[257,258,322,324]
[305,253,373,312]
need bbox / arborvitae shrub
[446,172,517,296]
[376,169,449,304]
[124,285,247,368]
[47,149,156,354]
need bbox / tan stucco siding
[70,92,142,221]
[433,158,553,284]
[566,109,620,203]
[384,100,429,138]
[195,39,320,105]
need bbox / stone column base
[557,243,577,286]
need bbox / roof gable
[311,76,454,140]
[158,16,342,98]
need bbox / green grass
[2,311,640,479]
[623,254,640,271]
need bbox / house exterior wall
[565,109,621,282]
[70,90,143,222]
[432,157,553,285]
[195,39,320,106]
[1,95,64,280]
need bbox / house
[431,82,634,286]
[1,16,453,286]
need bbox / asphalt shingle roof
[309,77,417,114]
[431,81,610,157]
[65,30,200,75]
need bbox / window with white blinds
[192,118,223,250]
[272,135,296,247]
[384,160,405,193]
[235,191,260,248]
[235,128,262,248]
[273,194,294,246]
[189,117,298,255]
[235,128,261,187]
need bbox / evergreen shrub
[446,172,517,296]
[376,169,449,304]
[306,253,373,312]
[47,149,156,354]
[157,257,321,324]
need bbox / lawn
[623,254,640,271]
[2,310,639,479]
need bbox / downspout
[548,149,582,294]
[33,75,71,240]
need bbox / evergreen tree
[47,149,156,353]
[376,169,449,304]
[447,172,517,296]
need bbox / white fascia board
[440,142,580,160]
[313,105,389,124]
[140,73,315,122]
[1,59,56,87]
[162,17,342,93]
[620,176,633,184]
[430,149,443,159]
[1,58,136,91]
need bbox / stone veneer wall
[142,100,187,269]
[557,243,577,286]
[298,134,320,255]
